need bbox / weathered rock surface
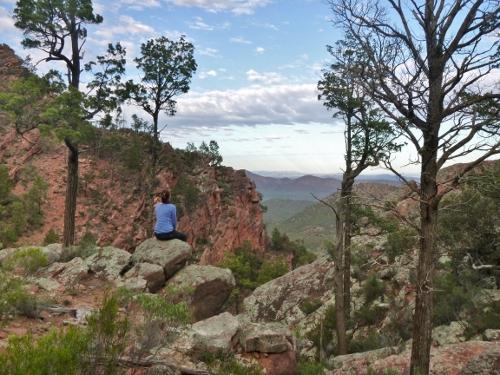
[131,239,192,279]
[86,246,131,280]
[43,257,90,286]
[257,350,298,375]
[41,244,64,264]
[432,321,466,347]
[243,256,335,325]
[327,341,500,375]
[123,262,165,293]
[167,265,235,321]
[191,312,240,352]
[238,322,293,354]
[485,329,500,342]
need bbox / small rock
[123,262,165,292]
[239,322,293,354]
[432,321,466,347]
[86,246,131,280]
[191,312,240,352]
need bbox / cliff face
[0,45,266,263]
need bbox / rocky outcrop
[190,312,240,353]
[327,341,500,375]
[130,238,192,279]
[122,262,165,293]
[238,322,294,354]
[86,246,131,280]
[167,265,236,321]
[0,45,26,90]
[243,256,335,326]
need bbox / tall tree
[330,0,499,372]
[129,36,197,171]
[13,0,126,246]
[318,35,401,354]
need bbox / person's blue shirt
[154,203,177,234]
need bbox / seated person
[154,190,187,242]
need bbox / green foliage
[256,258,288,285]
[348,329,386,353]
[0,270,38,320]
[197,140,223,167]
[386,227,417,263]
[23,175,48,228]
[172,175,201,215]
[59,232,98,262]
[307,304,336,356]
[3,247,48,275]
[297,358,325,375]
[299,298,323,315]
[134,293,190,325]
[362,275,385,304]
[43,228,59,245]
[0,327,90,375]
[270,228,316,268]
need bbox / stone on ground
[123,262,165,292]
[131,238,192,279]
[191,312,240,352]
[86,246,131,280]
[167,264,235,321]
[238,322,293,354]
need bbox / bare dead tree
[329,0,500,373]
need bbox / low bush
[386,227,417,263]
[0,270,39,320]
[3,247,48,275]
[297,357,325,375]
[42,228,59,245]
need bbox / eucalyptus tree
[129,36,197,170]
[329,0,500,372]
[318,35,401,354]
[13,0,126,246]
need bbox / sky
[1,0,491,177]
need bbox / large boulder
[167,265,235,321]
[86,246,131,280]
[41,244,64,265]
[191,312,240,353]
[131,239,192,279]
[243,256,335,326]
[123,262,166,293]
[432,321,466,347]
[238,321,293,354]
[43,257,90,286]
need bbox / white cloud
[230,36,252,44]
[197,47,220,58]
[120,0,160,9]
[95,15,155,40]
[246,69,283,84]
[166,0,271,15]
[163,83,332,128]
[255,46,265,54]
[188,16,214,31]
[199,69,218,79]
[0,6,15,32]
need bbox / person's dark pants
[155,230,188,242]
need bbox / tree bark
[334,201,348,355]
[342,181,354,319]
[63,138,79,246]
[152,112,159,172]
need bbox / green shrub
[43,228,59,245]
[298,358,325,375]
[433,272,472,326]
[256,258,288,285]
[270,228,316,268]
[307,305,337,356]
[349,329,386,353]
[300,298,323,315]
[60,232,98,262]
[0,270,39,320]
[386,227,417,262]
[363,276,385,304]
[172,175,201,215]
[3,247,48,275]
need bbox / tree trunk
[410,138,439,374]
[63,138,79,247]
[342,183,353,319]
[151,112,159,173]
[334,203,348,355]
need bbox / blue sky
[1,0,422,175]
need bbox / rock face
[167,264,236,321]
[130,239,192,279]
[43,257,90,286]
[0,44,26,90]
[191,312,240,352]
[327,341,500,375]
[238,322,293,354]
[243,256,335,325]
[123,262,166,293]
[86,246,131,280]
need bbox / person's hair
[159,189,170,204]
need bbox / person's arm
[171,205,177,230]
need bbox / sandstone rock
[458,346,500,375]
[123,262,165,292]
[332,346,400,372]
[257,350,298,375]
[243,256,334,325]
[167,265,235,321]
[41,244,64,265]
[238,322,293,354]
[484,329,500,342]
[119,277,148,292]
[34,277,61,292]
[146,365,180,375]
[44,257,89,286]
[86,246,131,280]
[191,312,240,352]
[131,239,192,279]
[432,321,466,346]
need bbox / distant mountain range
[246,171,404,201]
